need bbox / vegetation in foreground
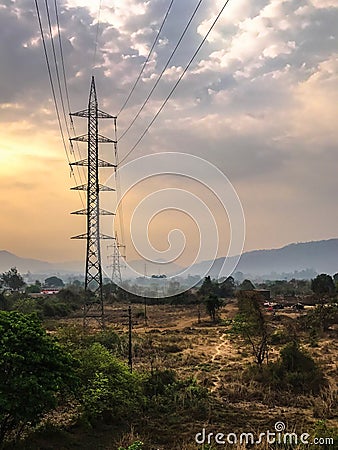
[0,271,337,448]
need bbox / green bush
[143,369,177,397]
[245,342,326,394]
[12,298,43,316]
[118,441,144,450]
[304,304,338,333]
[75,343,145,424]
[143,369,208,417]
[11,294,81,319]
[56,325,127,357]
[269,330,290,345]
[310,420,338,449]
[0,311,78,445]
[42,300,71,317]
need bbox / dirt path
[210,330,233,392]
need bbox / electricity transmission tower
[107,232,126,285]
[70,76,116,328]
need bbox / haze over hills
[0,251,83,275]
[1,238,338,280]
[188,239,338,279]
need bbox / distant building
[40,288,60,295]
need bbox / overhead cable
[34,0,85,208]
[93,0,102,70]
[118,0,204,142]
[54,0,87,192]
[118,0,232,166]
[117,0,176,117]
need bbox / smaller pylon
[107,232,126,285]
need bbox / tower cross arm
[70,110,115,119]
[98,109,116,119]
[70,134,116,144]
[70,158,116,168]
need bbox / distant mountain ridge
[187,239,338,278]
[0,251,83,274]
[1,238,338,278]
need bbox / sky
[0,0,337,270]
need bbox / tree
[0,293,12,311]
[205,294,221,322]
[102,282,118,303]
[199,276,214,296]
[70,279,83,287]
[311,274,335,297]
[25,280,41,294]
[305,304,338,333]
[333,273,338,292]
[0,311,78,445]
[239,279,255,291]
[219,276,235,297]
[44,276,65,288]
[229,294,269,366]
[1,267,25,292]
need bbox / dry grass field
[14,300,338,449]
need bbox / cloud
[0,0,337,262]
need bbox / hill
[0,250,53,273]
[1,238,338,280]
[187,238,338,279]
[0,251,83,274]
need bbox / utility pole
[128,305,133,373]
[143,264,148,327]
[70,76,116,329]
[144,295,148,327]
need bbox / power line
[118,0,203,143]
[93,0,102,70]
[54,0,86,200]
[113,119,126,249]
[44,0,71,142]
[118,0,232,166]
[34,0,84,208]
[117,0,176,117]
[34,0,69,163]
[53,0,72,119]
[44,0,85,208]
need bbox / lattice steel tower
[107,232,126,285]
[70,76,116,328]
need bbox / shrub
[143,369,208,417]
[244,342,326,394]
[56,325,127,356]
[118,441,144,450]
[0,311,78,445]
[12,298,43,317]
[269,330,290,345]
[310,420,338,449]
[75,343,145,424]
[143,369,177,397]
[304,304,338,333]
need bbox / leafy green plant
[228,295,269,365]
[118,441,144,450]
[75,343,145,423]
[309,420,338,449]
[244,342,326,394]
[0,311,78,445]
